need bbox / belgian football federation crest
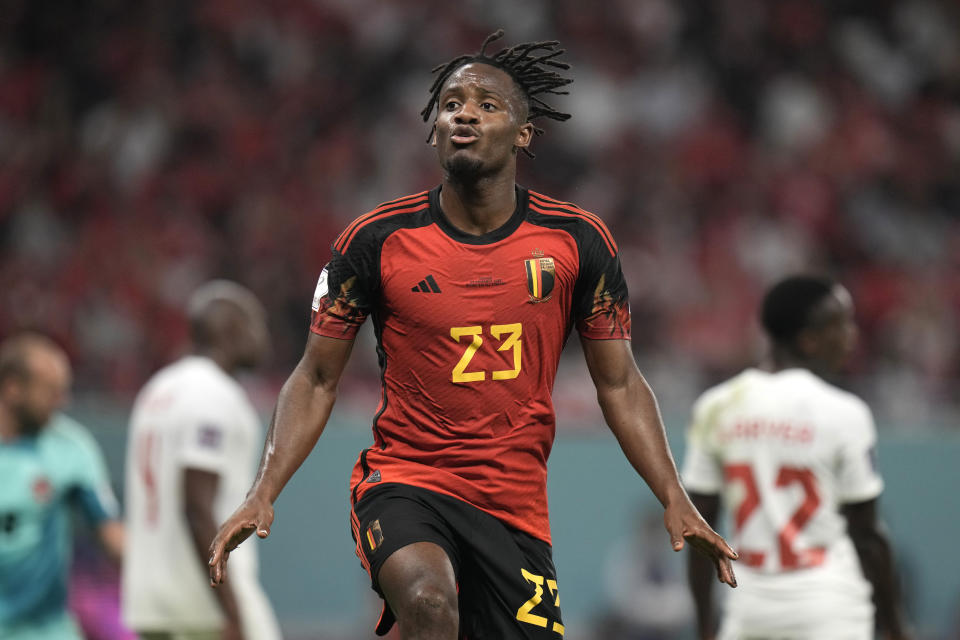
[525,257,555,303]
[366,519,384,552]
[32,477,52,504]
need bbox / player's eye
[481,102,497,111]
[444,100,460,111]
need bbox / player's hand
[208,495,274,587]
[664,497,738,587]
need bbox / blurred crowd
[1,0,958,427]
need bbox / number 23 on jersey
[450,323,522,383]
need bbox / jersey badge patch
[525,257,555,303]
[311,267,329,311]
[198,425,223,449]
[32,476,52,504]
[366,519,384,552]
[365,469,382,483]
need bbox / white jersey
[682,368,883,638]
[122,356,281,639]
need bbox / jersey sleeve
[60,416,120,524]
[681,394,724,494]
[835,399,884,503]
[310,225,380,339]
[176,390,235,475]
[573,223,631,340]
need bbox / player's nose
[454,102,481,124]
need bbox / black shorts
[350,483,565,639]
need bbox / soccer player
[0,332,124,640]
[210,31,737,639]
[682,275,912,639]
[122,281,281,640]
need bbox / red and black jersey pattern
[310,185,630,544]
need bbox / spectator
[0,0,957,427]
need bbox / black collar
[430,185,528,245]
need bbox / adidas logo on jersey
[411,275,442,293]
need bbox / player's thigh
[378,541,459,617]
[351,484,461,592]
[457,522,564,639]
[351,484,462,633]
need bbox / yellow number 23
[450,323,522,383]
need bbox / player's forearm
[597,375,686,507]
[186,508,243,624]
[687,492,721,639]
[851,528,908,636]
[97,519,125,564]
[688,551,717,640]
[249,364,337,504]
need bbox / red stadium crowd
[1,0,957,427]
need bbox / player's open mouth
[450,127,479,145]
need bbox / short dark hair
[760,275,837,345]
[0,332,60,384]
[187,280,260,349]
[421,29,573,158]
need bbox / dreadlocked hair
[420,29,573,158]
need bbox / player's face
[809,286,858,372]
[234,302,271,370]
[432,63,534,179]
[12,349,71,434]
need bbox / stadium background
[2,0,959,637]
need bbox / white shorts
[719,615,872,640]
[719,553,873,640]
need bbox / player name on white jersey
[717,418,814,444]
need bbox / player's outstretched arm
[581,338,737,588]
[209,332,356,586]
[842,499,913,640]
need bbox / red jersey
[310,186,630,543]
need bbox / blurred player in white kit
[682,275,911,640]
[122,281,281,640]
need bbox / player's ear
[795,328,819,360]
[0,378,23,403]
[514,122,534,150]
[430,124,438,147]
